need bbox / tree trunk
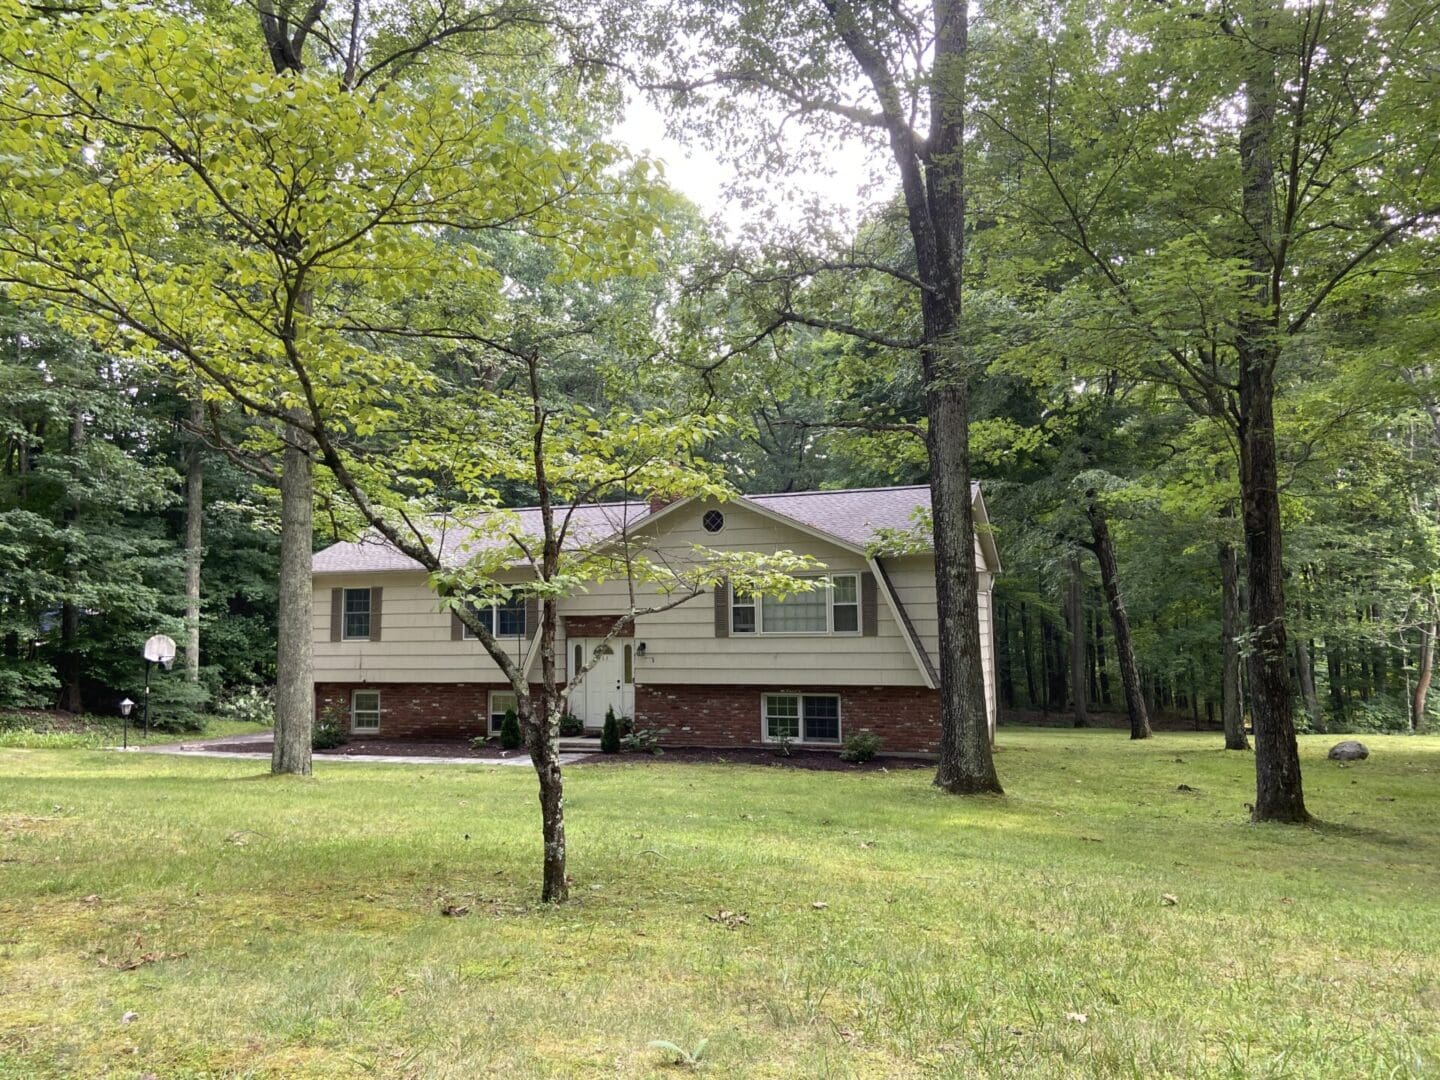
[1326,642,1344,718]
[1413,621,1435,733]
[272,424,314,775]
[1094,607,1111,704]
[57,406,85,713]
[1219,540,1249,750]
[1086,499,1151,739]
[928,382,1002,793]
[1067,555,1089,727]
[530,594,568,903]
[183,398,204,683]
[999,601,1015,710]
[1236,5,1308,822]
[1295,638,1323,732]
[1020,602,1037,707]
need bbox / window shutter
[330,589,343,642]
[369,587,383,641]
[714,580,730,638]
[861,571,878,636]
[524,596,540,636]
[451,609,464,641]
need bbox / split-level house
[310,484,999,753]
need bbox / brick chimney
[648,494,680,514]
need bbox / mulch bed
[596,746,931,772]
[195,737,929,771]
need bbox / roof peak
[745,483,931,500]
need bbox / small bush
[312,717,347,750]
[500,706,523,750]
[214,685,274,727]
[840,729,883,763]
[601,706,620,754]
[470,734,491,749]
[559,713,584,737]
[620,725,667,755]
[145,678,212,733]
[1331,696,1412,734]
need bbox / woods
[0,0,1438,893]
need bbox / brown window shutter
[524,596,540,636]
[369,586,383,641]
[861,571,878,636]
[330,588,343,642]
[451,609,464,641]
[714,580,729,638]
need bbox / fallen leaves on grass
[1160,894,1179,906]
[98,945,185,972]
[706,909,749,929]
[1065,1012,1089,1025]
[440,904,470,918]
[811,901,829,910]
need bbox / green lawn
[1,731,1436,1078]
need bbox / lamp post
[140,634,177,741]
[119,698,135,750]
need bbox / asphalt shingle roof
[311,484,971,575]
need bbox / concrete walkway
[129,732,595,767]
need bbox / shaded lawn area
[0,731,1436,1078]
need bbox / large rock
[1328,740,1369,762]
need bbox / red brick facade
[635,683,941,753]
[317,679,942,752]
[316,682,519,739]
[562,615,634,638]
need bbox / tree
[624,0,1002,794]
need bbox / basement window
[351,690,381,733]
[762,693,841,745]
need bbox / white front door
[570,638,636,726]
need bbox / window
[573,643,583,678]
[763,693,842,745]
[731,589,757,634]
[702,509,725,533]
[461,596,527,639]
[343,588,372,640]
[351,689,381,733]
[734,574,860,635]
[832,574,859,633]
[489,690,517,735]
[763,585,828,633]
[623,643,634,685]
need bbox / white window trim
[351,689,381,733]
[461,598,527,640]
[733,573,862,637]
[488,689,518,735]
[760,692,843,746]
[342,587,372,642]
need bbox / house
[310,484,1000,753]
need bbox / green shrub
[601,706,620,754]
[620,724,666,755]
[1331,696,1412,734]
[470,735,491,749]
[500,706,523,750]
[0,661,59,709]
[840,728,883,763]
[214,685,274,727]
[559,713,584,737]
[312,717,347,750]
[145,678,212,733]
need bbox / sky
[609,91,884,234]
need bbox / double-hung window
[342,588,372,641]
[488,690,518,735]
[351,689,381,733]
[462,596,527,639]
[732,574,860,635]
[762,693,841,745]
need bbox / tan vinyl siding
[312,571,530,684]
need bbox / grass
[0,712,269,750]
[0,730,1436,1078]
